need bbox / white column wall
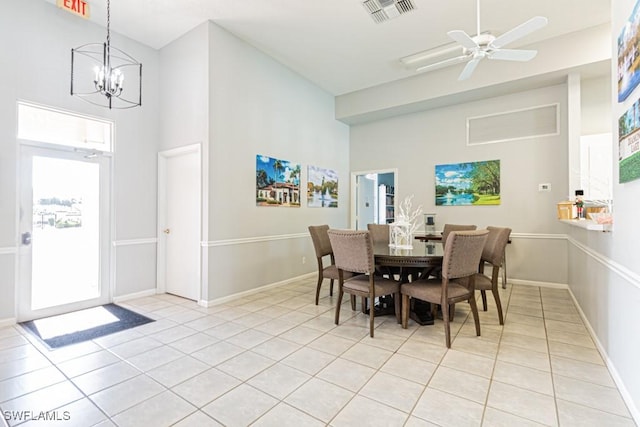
[565,0,640,420]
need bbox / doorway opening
[350,169,397,230]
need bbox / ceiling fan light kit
[408,0,547,80]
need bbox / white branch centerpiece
[389,195,423,249]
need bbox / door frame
[350,168,398,230]
[17,141,114,321]
[157,143,202,300]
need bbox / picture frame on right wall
[618,99,640,183]
[617,0,640,102]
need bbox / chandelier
[71,0,142,109]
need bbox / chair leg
[329,279,334,297]
[442,299,451,348]
[369,297,375,338]
[401,294,409,329]
[335,290,344,325]
[492,287,504,325]
[315,275,323,305]
[394,292,401,324]
[361,297,367,314]
[449,304,455,321]
[469,295,481,337]
[350,295,356,311]
[481,290,487,311]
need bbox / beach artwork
[435,160,501,206]
[256,155,301,207]
[307,165,338,208]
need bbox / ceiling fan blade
[458,57,481,80]
[489,48,538,61]
[415,55,471,73]
[490,16,548,49]
[447,30,478,50]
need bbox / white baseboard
[0,318,17,328]
[113,289,157,304]
[199,272,315,308]
[567,288,640,425]
[508,278,569,289]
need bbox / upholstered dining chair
[400,230,489,348]
[441,224,477,248]
[367,223,390,244]
[367,223,404,280]
[327,229,401,337]
[308,225,351,305]
[474,226,512,325]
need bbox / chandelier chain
[106,0,111,48]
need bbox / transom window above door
[17,101,113,153]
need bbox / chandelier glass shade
[70,0,142,109]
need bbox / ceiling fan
[417,0,548,80]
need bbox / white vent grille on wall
[362,0,416,23]
[467,103,559,145]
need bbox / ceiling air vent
[362,0,416,23]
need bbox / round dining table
[373,240,444,272]
[372,241,445,325]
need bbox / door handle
[163,229,170,234]
[22,232,32,246]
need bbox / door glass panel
[31,156,100,310]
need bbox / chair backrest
[442,230,489,279]
[367,223,390,245]
[442,224,477,245]
[308,225,332,258]
[482,226,512,265]
[327,229,374,274]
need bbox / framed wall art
[618,100,640,183]
[435,160,501,206]
[618,0,640,102]
[307,165,338,208]
[256,155,301,207]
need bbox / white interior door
[356,175,376,230]
[158,145,201,301]
[18,145,111,321]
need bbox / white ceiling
[50,0,611,96]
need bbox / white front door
[158,145,201,301]
[18,145,111,321]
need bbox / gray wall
[0,0,160,320]
[206,23,350,299]
[350,84,570,285]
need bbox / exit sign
[57,0,90,19]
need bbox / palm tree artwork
[256,154,301,207]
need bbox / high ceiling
[48,0,611,95]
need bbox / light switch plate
[538,183,551,192]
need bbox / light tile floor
[0,278,637,426]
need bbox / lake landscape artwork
[256,154,301,207]
[307,165,338,208]
[435,160,501,206]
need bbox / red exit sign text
[56,0,90,19]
